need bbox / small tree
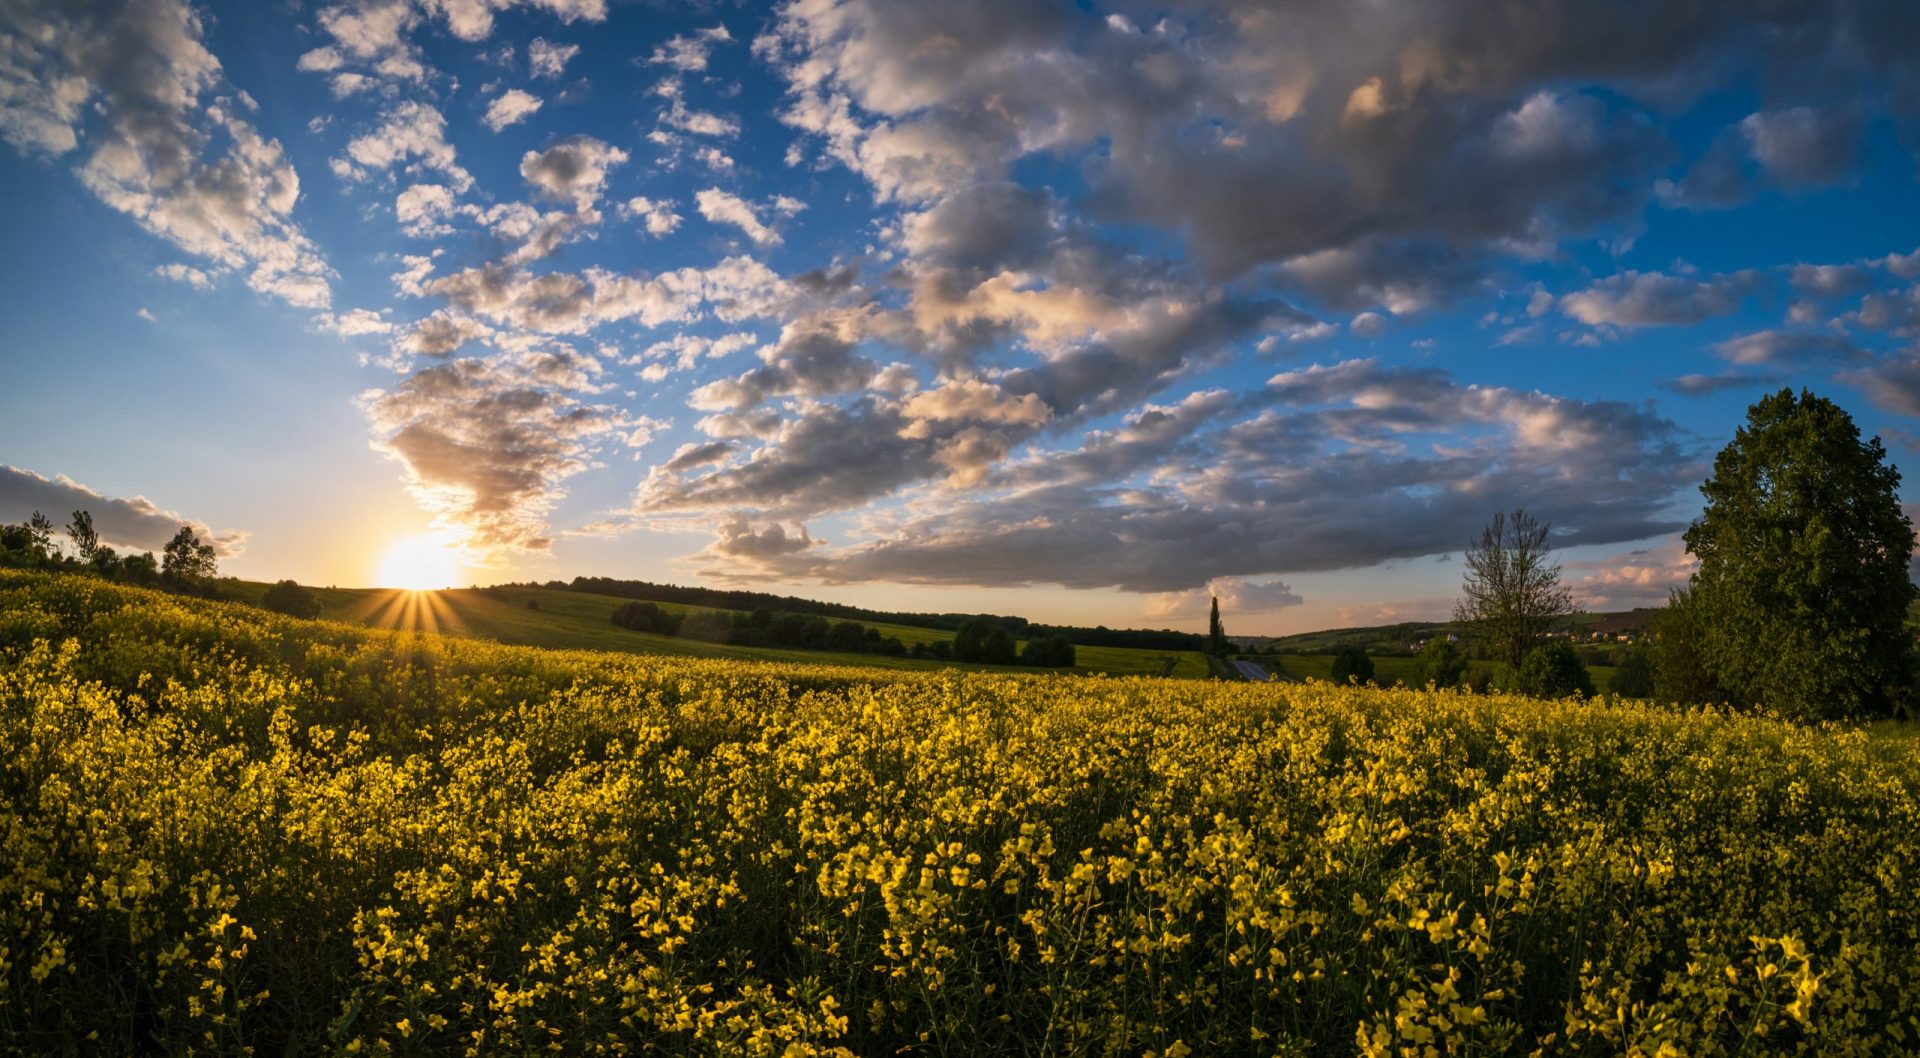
[161,526,217,582]
[27,512,56,562]
[1207,596,1229,656]
[1330,646,1374,685]
[1518,640,1594,698]
[1648,586,1721,705]
[1608,649,1655,698]
[262,579,323,619]
[1683,388,1916,719]
[1022,634,1077,668]
[1418,637,1468,689]
[1454,508,1574,671]
[67,510,100,564]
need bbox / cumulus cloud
[360,354,628,551]
[694,188,798,245]
[0,0,332,309]
[483,88,543,131]
[0,464,246,556]
[1741,106,1862,187]
[1559,270,1759,328]
[619,195,682,235]
[336,101,473,191]
[520,135,628,209]
[528,37,578,79]
[648,24,731,71]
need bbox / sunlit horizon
[373,535,465,592]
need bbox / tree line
[575,575,1200,652]
[1,510,217,588]
[610,601,1076,667]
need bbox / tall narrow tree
[1207,595,1228,656]
[1454,508,1573,671]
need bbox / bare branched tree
[1454,508,1573,670]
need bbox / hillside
[7,569,1920,1054]
[222,579,1214,679]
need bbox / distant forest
[565,576,1208,652]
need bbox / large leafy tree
[1454,508,1574,671]
[1684,389,1915,719]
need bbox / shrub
[1329,646,1374,685]
[678,610,735,643]
[1518,640,1594,698]
[261,579,322,620]
[1418,637,1467,689]
[611,600,683,636]
[1021,633,1076,668]
[1609,649,1655,699]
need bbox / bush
[678,610,735,643]
[1650,587,1720,705]
[953,619,1018,665]
[1021,633,1076,668]
[1608,650,1655,699]
[261,579,322,620]
[1518,640,1594,698]
[1330,646,1374,685]
[1418,637,1467,689]
[611,601,683,636]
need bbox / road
[1231,659,1271,681]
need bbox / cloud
[695,188,795,246]
[528,37,578,79]
[1559,270,1759,328]
[1713,329,1866,366]
[483,88,543,131]
[1840,351,1920,417]
[360,353,630,551]
[1741,106,1862,187]
[1144,577,1304,620]
[649,24,732,71]
[1564,540,1697,610]
[336,101,473,191]
[618,195,682,235]
[0,464,246,556]
[0,0,332,309]
[520,135,628,209]
[1661,371,1783,396]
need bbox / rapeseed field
[3,570,1917,1055]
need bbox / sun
[374,535,462,591]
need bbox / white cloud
[648,25,732,71]
[619,196,682,235]
[0,464,246,557]
[695,189,786,246]
[528,37,579,78]
[483,88,543,132]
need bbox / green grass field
[223,580,1213,679]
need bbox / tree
[1683,389,1916,719]
[1207,596,1229,656]
[262,579,323,619]
[1608,649,1655,699]
[27,511,56,561]
[67,510,100,563]
[954,619,1017,664]
[1330,646,1374,685]
[1418,637,1468,689]
[1648,586,1720,705]
[161,526,217,582]
[1454,508,1574,671]
[1518,640,1594,698]
[1022,634,1077,668]
[612,601,683,635]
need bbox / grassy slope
[224,580,1212,679]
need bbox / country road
[1231,659,1271,681]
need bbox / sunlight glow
[374,535,462,591]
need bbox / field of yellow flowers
[3,570,1919,1056]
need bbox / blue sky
[3,0,1920,634]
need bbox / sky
[3,0,1920,635]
